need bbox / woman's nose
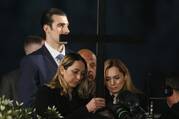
[110,79,115,85]
[76,74,82,81]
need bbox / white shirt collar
[110,92,119,104]
[45,42,65,64]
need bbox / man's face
[45,15,70,42]
[79,51,96,80]
[166,90,178,108]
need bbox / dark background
[0,0,179,114]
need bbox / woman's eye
[105,76,120,81]
[72,70,78,74]
[114,76,120,80]
[105,78,110,81]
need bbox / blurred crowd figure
[17,8,72,107]
[0,35,43,100]
[78,49,96,81]
[159,73,179,119]
[77,49,97,99]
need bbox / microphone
[59,41,68,45]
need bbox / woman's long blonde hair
[104,58,142,94]
[48,53,87,96]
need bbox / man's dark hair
[24,35,43,48]
[40,8,66,38]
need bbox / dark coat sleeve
[35,86,91,119]
[34,86,55,116]
[17,56,39,107]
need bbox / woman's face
[105,66,126,95]
[62,61,86,88]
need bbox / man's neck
[46,39,64,52]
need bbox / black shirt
[160,102,179,119]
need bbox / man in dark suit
[17,8,72,107]
[0,35,44,100]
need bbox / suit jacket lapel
[40,46,73,82]
[41,46,58,82]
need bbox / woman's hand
[86,97,106,113]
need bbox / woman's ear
[124,74,128,82]
[60,66,65,75]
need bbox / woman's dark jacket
[34,86,90,119]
